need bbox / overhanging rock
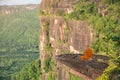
[56,54,109,80]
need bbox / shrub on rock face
[44,57,51,73]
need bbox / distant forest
[0,5,40,80]
[0,5,40,51]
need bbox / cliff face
[39,0,94,80]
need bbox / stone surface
[56,54,109,80]
[39,0,107,80]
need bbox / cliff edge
[39,0,109,80]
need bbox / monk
[80,45,93,60]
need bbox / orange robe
[80,48,93,60]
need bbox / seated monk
[80,45,93,60]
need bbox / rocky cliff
[39,0,95,80]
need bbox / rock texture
[56,54,109,80]
[39,0,105,80]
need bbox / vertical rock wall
[39,0,94,80]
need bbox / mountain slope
[0,5,39,51]
[0,5,40,80]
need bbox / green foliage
[67,0,120,79]
[0,51,39,80]
[46,72,56,80]
[44,21,50,28]
[64,26,70,37]
[56,9,65,16]
[44,57,51,73]
[69,73,82,80]
[0,5,39,52]
[44,44,54,56]
[12,59,41,80]
[97,64,120,80]
[66,1,97,20]
[0,5,40,80]
[39,10,45,15]
[101,0,120,4]
[43,21,50,41]
[40,0,120,79]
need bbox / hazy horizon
[0,0,41,6]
